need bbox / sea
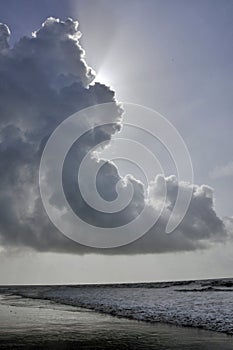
[0,278,232,349]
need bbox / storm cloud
[0,17,231,254]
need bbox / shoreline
[12,292,233,336]
[0,279,233,335]
[0,293,233,349]
[0,278,233,336]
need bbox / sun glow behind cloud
[91,62,126,101]
[93,69,114,87]
[71,1,129,100]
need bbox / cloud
[209,161,233,179]
[116,176,229,255]
[0,23,10,51]
[0,17,231,255]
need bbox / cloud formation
[0,17,231,254]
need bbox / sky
[0,0,232,284]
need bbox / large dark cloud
[0,17,231,254]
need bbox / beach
[0,279,233,349]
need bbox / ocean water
[0,278,232,349]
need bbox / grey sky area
[0,0,232,284]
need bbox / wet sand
[0,293,232,349]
